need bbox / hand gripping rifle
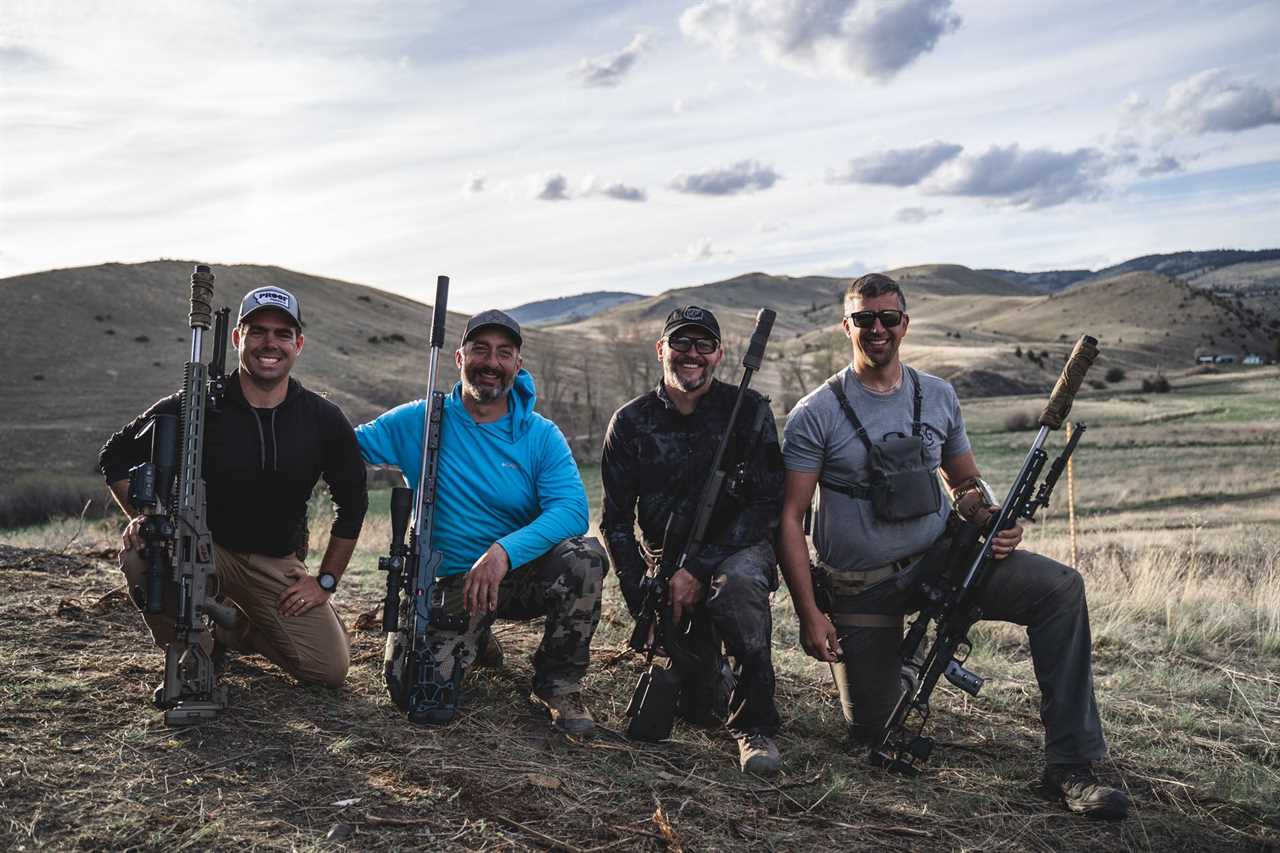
[379,275,469,724]
[624,308,776,741]
[126,264,240,725]
[871,334,1099,775]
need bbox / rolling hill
[506,291,645,326]
[2,258,1273,502]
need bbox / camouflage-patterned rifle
[871,334,1098,775]
[624,308,777,741]
[379,275,469,724]
[127,264,239,725]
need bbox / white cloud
[1137,155,1182,177]
[570,33,650,87]
[1161,68,1280,134]
[686,238,731,260]
[927,144,1110,208]
[829,141,962,185]
[581,177,647,202]
[535,173,570,201]
[894,206,942,223]
[679,0,960,82]
[670,159,780,195]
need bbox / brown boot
[737,732,781,775]
[1042,763,1129,820]
[530,691,595,735]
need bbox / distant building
[1196,353,1215,364]
[1213,354,1237,365]
[1243,354,1264,366]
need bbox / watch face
[318,573,337,592]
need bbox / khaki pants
[120,545,350,688]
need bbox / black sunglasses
[848,309,906,329]
[667,335,720,355]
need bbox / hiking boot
[531,691,595,735]
[474,627,504,669]
[737,732,781,776]
[1042,763,1129,820]
[844,722,880,753]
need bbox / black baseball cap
[462,309,523,348]
[237,286,302,329]
[662,305,720,340]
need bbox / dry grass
[2,521,1277,851]
[3,367,1278,851]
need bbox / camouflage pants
[385,536,605,700]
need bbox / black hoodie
[99,370,368,558]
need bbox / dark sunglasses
[848,309,906,329]
[667,335,720,355]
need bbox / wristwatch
[317,572,339,593]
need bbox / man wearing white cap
[99,285,368,689]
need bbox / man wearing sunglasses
[776,274,1127,819]
[356,310,605,734]
[600,306,785,775]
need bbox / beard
[665,355,716,392]
[462,363,515,403]
[857,331,900,367]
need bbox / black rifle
[624,308,776,741]
[871,334,1099,775]
[126,265,238,725]
[379,275,469,724]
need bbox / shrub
[1141,374,1172,393]
[1003,410,1038,431]
[1104,366,1126,383]
[0,478,108,529]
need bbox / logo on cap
[682,307,705,321]
[253,289,291,309]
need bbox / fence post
[1067,421,1078,569]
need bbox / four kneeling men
[101,278,1124,817]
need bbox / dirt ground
[1,543,1276,852]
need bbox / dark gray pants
[829,548,1106,764]
[674,541,781,737]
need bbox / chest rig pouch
[822,369,942,522]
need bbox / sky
[2,0,1278,312]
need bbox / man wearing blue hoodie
[354,309,604,733]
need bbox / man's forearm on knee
[319,535,358,579]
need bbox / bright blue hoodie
[354,369,588,577]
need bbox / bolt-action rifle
[624,308,776,741]
[379,275,469,724]
[126,264,239,725]
[871,334,1099,775]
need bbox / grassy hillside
[4,369,1276,851]
[3,259,1274,524]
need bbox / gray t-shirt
[783,365,970,571]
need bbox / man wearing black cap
[600,306,785,774]
[99,285,368,689]
[355,309,605,733]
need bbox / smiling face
[657,325,723,394]
[843,292,909,371]
[456,326,522,404]
[232,308,303,385]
